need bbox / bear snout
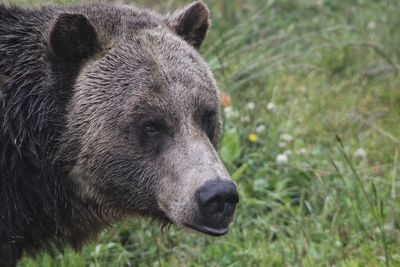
[183,180,239,236]
[196,180,239,219]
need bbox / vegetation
[5,0,400,266]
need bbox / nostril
[196,180,239,219]
[228,195,239,204]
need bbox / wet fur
[0,2,213,266]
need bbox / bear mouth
[183,223,229,236]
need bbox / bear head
[54,1,239,237]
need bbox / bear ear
[50,13,99,63]
[166,1,210,49]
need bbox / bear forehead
[70,4,218,112]
[83,31,215,90]
[82,35,216,103]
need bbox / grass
[4,0,400,266]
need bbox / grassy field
[4,0,400,266]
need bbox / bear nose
[196,180,239,219]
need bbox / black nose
[196,180,239,220]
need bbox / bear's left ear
[166,1,210,49]
[50,13,99,63]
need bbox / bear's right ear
[50,13,99,63]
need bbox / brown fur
[0,2,237,265]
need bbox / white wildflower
[255,124,267,133]
[224,106,238,119]
[279,142,287,149]
[266,102,276,112]
[276,154,289,165]
[246,102,256,110]
[241,116,250,123]
[367,21,376,30]
[354,148,367,160]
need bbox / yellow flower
[248,133,257,143]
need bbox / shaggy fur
[0,2,236,266]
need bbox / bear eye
[142,122,161,136]
[203,110,216,124]
[139,120,167,155]
[203,110,217,138]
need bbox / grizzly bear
[0,1,239,266]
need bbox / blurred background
[5,0,400,266]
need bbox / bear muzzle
[184,179,239,236]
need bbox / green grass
[7,0,400,266]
